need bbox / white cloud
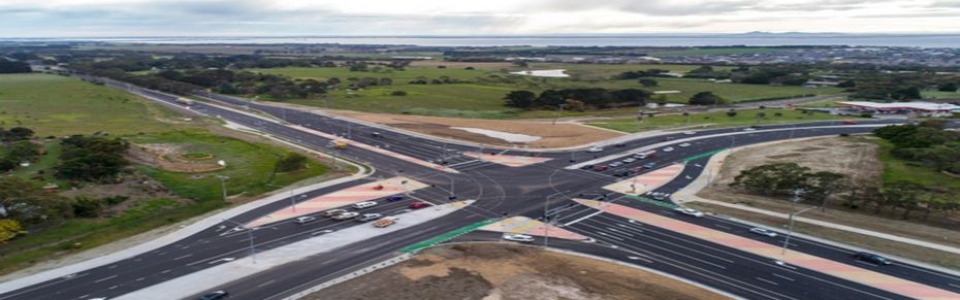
[0,0,957,37]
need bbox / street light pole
[223,219,256,264]
[781,206,816,255]
[544,196,550,248]
[216,175,229,202]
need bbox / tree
[638,79,659,87]
[731,163,811,197]
[0,59,31,74]
[56,136,129,182]
[837,80,856,88]
[504,90,537,109]
[72,196,105,218]
[805,171,846,211]
[276,152,308,172]
[938,82,958,92]
[688,92,725,106]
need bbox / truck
[175,98,194,106]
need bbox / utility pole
[289,189,297,213]
[782,206,815,255]
[544,196,550,248]
[216,175,230,202]
[223,219,256,264]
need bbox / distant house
[837,101,960,117]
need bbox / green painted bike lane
[400,218,498,253]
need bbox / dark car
[197,290,228,300]
[579,165,594,170]
[854,252,892,265]
[386,195,404,202]
[409,202,431,209]
[592,165,609,171]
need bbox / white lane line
[773,273,796,282]
[173,254,193,261]
[257,280,277,288]
[321,259,337,265]
[949,283,960,289]
[78,294,88,299]
[564,210,603,226]
[93,275,117,283]
[597,231,624,241]
[715,224,732,230]
[607,227,635,237]
[756,277,779,286]
[161,269,171,274]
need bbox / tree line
[504,88,652,111]
[874,121,960,174]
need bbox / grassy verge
[0,73,181,136]
[871,138,960,191]
[126,130,329,201]
[687,202,960,270]
[586,108,848,133]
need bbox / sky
[1,0,959,37]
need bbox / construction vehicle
[328,140,348,149]
[372,217,397,228]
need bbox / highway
[2,78,958,300]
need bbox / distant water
[19,34,960,48]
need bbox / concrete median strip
[461,151,552,167]
[575,199,960,300]
[246,176,427,227]
[116,200,475,300]
[479,216,587,240]
[289,125,459,174]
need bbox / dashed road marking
[756,277,779,286]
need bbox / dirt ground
[306,243,728,300]
[704,136,882,194]
[329,110,622,148]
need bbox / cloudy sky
[2,0,959,37]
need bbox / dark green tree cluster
[275,152,309,173]
[688,92,726,105]
[730,163,845,206]
[0,177,73,226]
[732,66,809,86]
[683,66,731,79]
[0,59,31,74]
[0,127,34,142]
[55,135,130,182]
[616,69,672,79]
[874,123,960,174]
[504,88,652,110]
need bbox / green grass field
[872,139,960,192]
[922,90,960,99]
[253,66,844,119]
[127,130,328,202]
[525,63,734,80]
[587,108,849,133]
[0,74,180,136]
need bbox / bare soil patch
[126,143,225,173]
[329,110,622,148]
[306,243,728,300]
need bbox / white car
[683,131,697,135]
[588,147,604,153]
[502,233,535,243]
[294,216,317,224]
[352,201,378,209]
[750,228,778,237]
[679,143,691,148]
[743,127,757,132]
[622,158,637,163]
[663,147,675,152]
[675,207,705,217]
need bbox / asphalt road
[3,79,957,300]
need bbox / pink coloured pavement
[604,164,684,195]
[246,177,427,227]
[462,152,552,167]
[480,216,586,240]
[288,125,459,174]
[575,199,960,300]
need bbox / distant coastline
[4,33,960,48]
